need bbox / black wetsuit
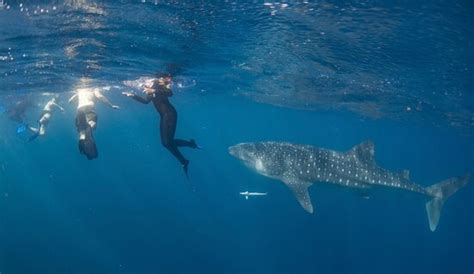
[75,109,98,160]
[131,87,196,170]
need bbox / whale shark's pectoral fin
[348,140,375,165]
[282,177,314,213]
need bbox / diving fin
[190,139,201,149]
[182,160,189,178]
[28,132,40,142]
[16,124,27,134]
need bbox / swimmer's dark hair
[151,72,172,90]
[151,79,160,90]
[156,72,172,78]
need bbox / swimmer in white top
[28,97,65,142]
[68,80,119,159]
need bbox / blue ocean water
[0,1,473,274]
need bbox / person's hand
[144,87,155,95]
[122,92,134,97]
[112,105,120,109]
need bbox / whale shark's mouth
[228,146,239,158]
[228,143,253,161]
[229,144,263,172]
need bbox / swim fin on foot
[28,132,40,142]
[190,139,201,149]
[16,124,27,134]
[182,160,189,179]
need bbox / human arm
[52,102,65,112]
[68,94,77,104]
[122,92,151,104]
[95,90,120,109]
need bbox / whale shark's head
[229,143,273,177]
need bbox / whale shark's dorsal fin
[348,140,375,165]
[281,176,314,213]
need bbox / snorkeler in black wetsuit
[122,75,198,176]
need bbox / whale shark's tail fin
[425,174,471,232]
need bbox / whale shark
[229,141,471,231]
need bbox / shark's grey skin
[229,141,471,231]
